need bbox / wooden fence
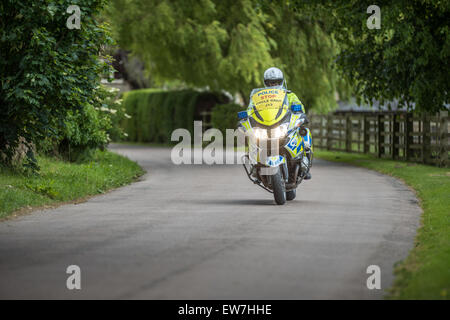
[309,110,449,167]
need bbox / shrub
[0,0,112,168]
[36,85,127,162]
[96,85,128,143]
[58,103,111,162]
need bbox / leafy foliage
[295,0,450,112]
[211,103,244,136]
[58,99,110,162]
[95,85,128,142]
[263,3,350,112]
[121,89,228,143]
[107,0,348,112]
[36,85,128,162]
[0,0,113,167]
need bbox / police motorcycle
[237,87,312,205]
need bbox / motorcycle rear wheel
[272,168,286,205]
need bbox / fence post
[439,111,448,167]
[326,114,332,150]
[422,113,431,164]
[392,113,400,159]
[346,114,352,152]
[321,115,326,149]
[377,114,384,158]
[405,113,413,161]
[363,115,370,153]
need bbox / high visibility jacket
[286,92,306,113]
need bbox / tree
[262,2,350,112]
[0,0,113,167]
[107,0,348,112]
[296,0,450,112]
[112,49,151,89]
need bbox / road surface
[0,145,421,299]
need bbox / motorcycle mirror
[299,113,309,125]
[295,114,310,128]
[295,117,305,127]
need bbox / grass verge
[0,150,145,220]
[315,150,449,300]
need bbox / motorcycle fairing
[249,88,288,126]
[284,130,304,158]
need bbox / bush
[0,0,112,168]
[98,86,128,143]
[37,85,127,162]
[38,87,129,162]
[58,103,110,162]
[121,89,228,143]
[211,103,245,136]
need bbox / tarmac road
[0,145,421,299]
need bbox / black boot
[304,171,312,180]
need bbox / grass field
[315,150,450,300]
[0,150,144,220]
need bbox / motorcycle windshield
[249,88,289,126]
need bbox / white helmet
[263,67,284,88]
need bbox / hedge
[121,89,228,143]
[211,103,246,136]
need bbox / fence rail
[309,110,449,167]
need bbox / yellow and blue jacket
[286,92,306,113]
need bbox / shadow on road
[192,199,276,206]
[191,198,325,207]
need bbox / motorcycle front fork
[301,149,313,173]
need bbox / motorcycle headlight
[254,128,268,140]
[271,123,289,139]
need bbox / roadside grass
[0,150,144,220]
[315,150,450,300]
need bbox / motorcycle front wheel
[272,168,286,205]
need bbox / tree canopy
[107,0,348,112]
[295,0,450,112]
[109,0,450,113]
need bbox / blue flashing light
[237,111,248,119]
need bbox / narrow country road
[0,145,421,299]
